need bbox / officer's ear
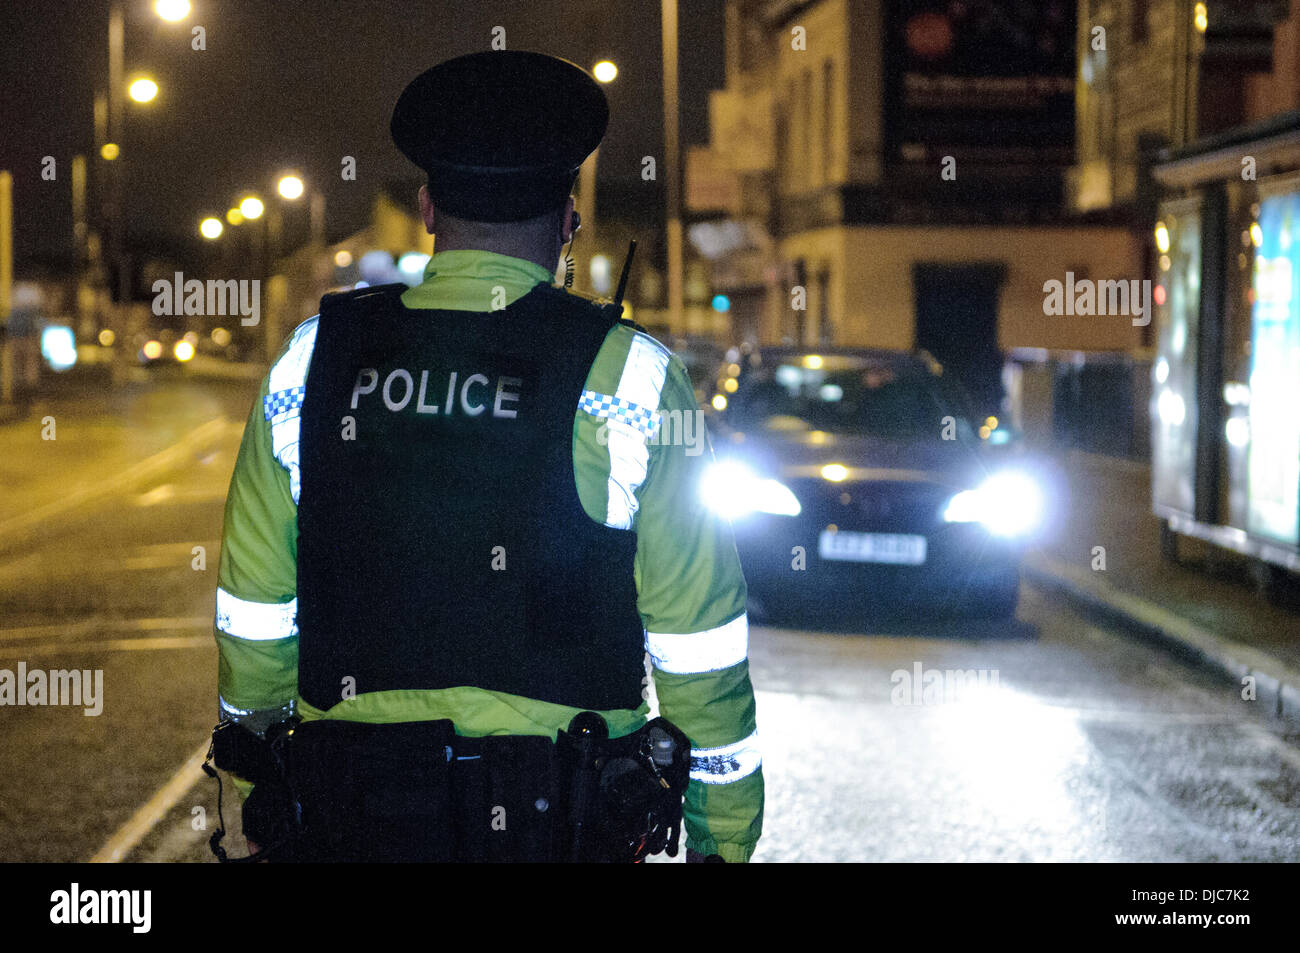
[561,196,578,244]
[418,185,437,235]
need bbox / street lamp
[97,0,189,314]
[226,207,244,226]
[199,217,223,239]
[154,0,191,21]
[239,196,265,220]
[277,174,305,201]
[592,60,618,83]
[127,76,158,104]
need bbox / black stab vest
[295,282,644,713]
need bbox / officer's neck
[433,236,560,277]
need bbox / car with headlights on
[702,348,1044,620]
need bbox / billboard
[1246,180,1300,545]
[1150,199,1201,519]
[884,0,1075,164]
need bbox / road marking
[90,738,213,863]
[0,416,235,549]
[0,616,211,643]
[121,541,221,570]
[0,542,222,576]
[133,484,229,507]
[5,635,210,657]
[134,484,177,506]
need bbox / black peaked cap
[391,50,608,222]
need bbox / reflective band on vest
[601,332,669,529]
[216,587,298,641]
[690,732,762,785]
[645,613,748,674]
[265,317,319,504]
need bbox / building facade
[690,0,1145,443]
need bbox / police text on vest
[351,368,522,418]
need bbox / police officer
[212,50,762,862]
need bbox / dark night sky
[0,0,725,271]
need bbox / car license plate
[818,530,927,565]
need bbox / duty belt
[204,712,691,863]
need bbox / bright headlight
[701,461,801,519]
[943,471,1043,538]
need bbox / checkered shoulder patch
[263,386,305,421]
[578,389,662,439]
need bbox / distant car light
[142,340,164,360]
[943,471,1043,538]
[820,463,848,483]
[397,251,430,277]
[41,326,78,370]
[173,340,195,362]
[702,461,801,519]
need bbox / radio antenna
[613,239,637,308]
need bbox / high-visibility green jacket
[214,249,763,861]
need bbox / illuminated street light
[277,174,305,200]
[1193,2,1208,33]
[226,207,244,226]
[239,196,265,220]
[128,77,159,103]
[154,0,191,21]
[593,60,618,83]
[200,217,223,239]
[101,142,120,161]
[1154,221,1170,254]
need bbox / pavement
[1025,449,1300,731]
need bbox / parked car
[702,347,1044,620]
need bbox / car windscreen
[728,357,968,440]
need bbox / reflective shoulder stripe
[268,316,318,396]
[215,587,298,641]
[601,330,670,529]
[690,731,762,785]
[265,316,319,505]
[645,613,748,674]
[579,389,662,440]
